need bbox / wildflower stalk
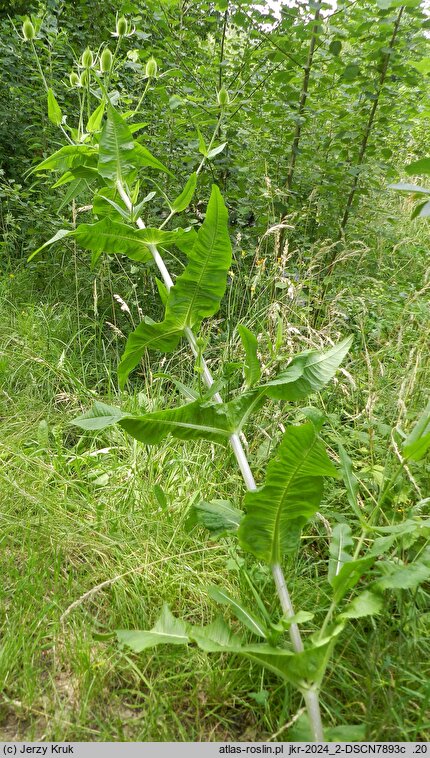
[115,178,324,742]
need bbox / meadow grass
[0,203,429,741]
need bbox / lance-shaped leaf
[132,143,172,177]
[28,229,72,261]
[117,605,189,652]
[171,172,197,212]
[47,88,62,127]
[338,443,360,519]
[207,586,268,639]
[117,607,343,691]
[31,144,97,174]
[92,187,129,219]
[238,325,261,388]
[238,423,340,564]
[72,398,235,446]
[86,100,106,133]
[219,337,353,432]
[264,336,353,401]
[403,399,430,461]
[119,401,234,445]
[98,105,136,181]
[118,318,184,384]
[405,157,430,176]
[29,218,197,266]
[118,184,232,386]
[98,107,170,182]
[52,166,102,188]
[330,556,375,602]
[328,523,354,583]
[57,178,89,212]
[389,182,430,195]
[71,401,129,430]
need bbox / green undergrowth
[0,207,429,740]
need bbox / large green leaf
[70,401,129,430]
[98,105,136,181]
[132,142,173,177]
[52,166,101,188]
[264,337,353,401]
[238,423,340,564]
[118,184,232,386]
[29,218,196,266]
[72,399,235,446]
[405,157,430,176]
[96,105,170,181]
[31,145,97,174]
[116,606,342,691]
[220,337,353,432]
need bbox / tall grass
[0,195,429,740]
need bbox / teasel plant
[25,19,430,742]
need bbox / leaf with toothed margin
[98,105,136,181]
[118,184,232,387]
[238,423,340,564]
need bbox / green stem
[196,111,225,176]
[31,40,48,91]
[132,78,151,117]
[106,37,122,91]
[116,178,325,742]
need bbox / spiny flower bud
[100,48,113,73]
[217,86,230,107]
[69,71,80,87]
[116,16,128,37]
[145,56,158,78]
[81,47,94,69]
[79,69,89,87]
[22,18,35,41]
